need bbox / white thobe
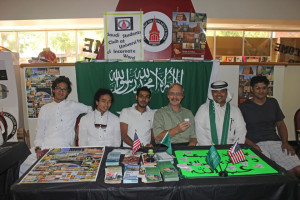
[195,101,246,145]
[78,110,121,147]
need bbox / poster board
[20,147,104,183]
[104,11,144,61]
[172,12,207,60]
[24,67,60,118]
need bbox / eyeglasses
[94,112,108,129]
[55,87,68,92]
[168,92,183,96]
[94,124,107,129]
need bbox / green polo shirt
[153,104,196,144]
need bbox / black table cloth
[0,142,30,200]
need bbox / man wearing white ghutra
[195,81,246,145]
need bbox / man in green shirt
[153,83,197,146]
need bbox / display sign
[143,11,172,53]
[104,11,144,61]
[274,39,300,63]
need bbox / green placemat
[175,149,278,178]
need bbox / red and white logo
[143,12,172,52]
[115,17,133,31]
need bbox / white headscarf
[208,81,233,102]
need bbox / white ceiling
[0,18,299,32]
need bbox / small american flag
[132,132,141,155]
[227,141,246,164]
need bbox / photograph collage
[172,12,207,60]
[20,147,104,183]
[25,67,60,118]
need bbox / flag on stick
[161,132,172,155]
[132,132,141,155]
[227,141,246,164]
[206,145,221,170]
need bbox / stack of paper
[122,154,140,166]
[105,152,121,166]
[143,167,162,183]
[157,161,179,182]
[154,152,175,164]
[104,166,122,184]
[123,165,140,184]
[141,153,157,167]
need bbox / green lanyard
[209,100,230,145]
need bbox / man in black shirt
[240,75,300,177]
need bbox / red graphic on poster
[149,17,160,45]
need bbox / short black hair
[250,75,270,87]
[52,76,72,97]
[93,88,114,110]
[136,86,151,97]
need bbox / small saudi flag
[206,145,221,170]
[161,132,172,155]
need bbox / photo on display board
[238,65,274,105]
[25,67,60,118]
[171,12,207,60]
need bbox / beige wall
[282,66,300,141]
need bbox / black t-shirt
[239,98,284,143]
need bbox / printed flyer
[172,12,207,60]
[104,11,143,61]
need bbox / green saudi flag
[75,61,213,116]
[161,132,172,155]
[206,145,221,170]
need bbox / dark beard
[137,102,147,108]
